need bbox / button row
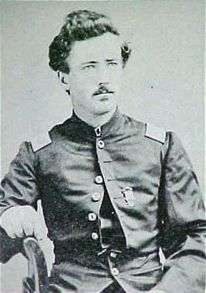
[91,232,99,240]
[95,175,103,184]
[88,212,97,221]
[95,127,101,137]
[92,193,101,202]
[111,267,119,276]
[97,140,104,149]
[110,251,117,258]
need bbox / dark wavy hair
[49,10,131,74]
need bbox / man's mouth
[93,90,114,96]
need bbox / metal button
[111,268,119,276]
[91,232,99,240]
[92,193,101,202]
[95,127,101,137]
[95,175,103,184]
[124,186,132,191]
[88,212,97,221]
[97,140,104,149]
[110,251,117,258]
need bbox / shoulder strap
[145,123,166,144]
[31,133,51,152]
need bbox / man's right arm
[0,141,47,261]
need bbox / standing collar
[64,107,124,140]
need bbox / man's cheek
[111,74,122,85]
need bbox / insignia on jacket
[145,123,166,144]
[31,133,51,152]
[122,186,134,207]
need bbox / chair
[22,237,49,293]
[0,227,49,293]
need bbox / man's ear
[57,71,71,94]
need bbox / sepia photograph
[0,1,205,292]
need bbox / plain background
[1,1,205,292]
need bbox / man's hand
[0,206,54,274]
[38,237,55,276]
[0,206,48,241]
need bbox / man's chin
[92,102,116,116]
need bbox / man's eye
[107,61,118,67]
[82,64,95,70]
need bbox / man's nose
[97,67,110,85]
[99,82,109,87]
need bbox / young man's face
[64,32,123,117]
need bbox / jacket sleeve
[154,132,206,293]
[0,141,39,262]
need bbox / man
[0,9,205,293]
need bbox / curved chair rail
[22,237,49,293]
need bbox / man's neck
[73,107,117,128]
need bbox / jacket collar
[62,107,124,141]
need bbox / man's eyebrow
[105,58,119,62]
[81,61,98,65]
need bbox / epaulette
[145,123,166,144]
[31,133,52,152]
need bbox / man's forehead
[68,33,122,66]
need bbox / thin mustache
[93,88,114,96]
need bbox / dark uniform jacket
[0,109,205,293]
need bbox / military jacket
[0,109,205,293]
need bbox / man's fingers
[33,219,48,241]
[38,238,55,276]
[4,217,32,238]
[0,206,48,241]
[0,217,21,238]
[13,223,24,238]
[22,222,34,237]
[3,224,17,238]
